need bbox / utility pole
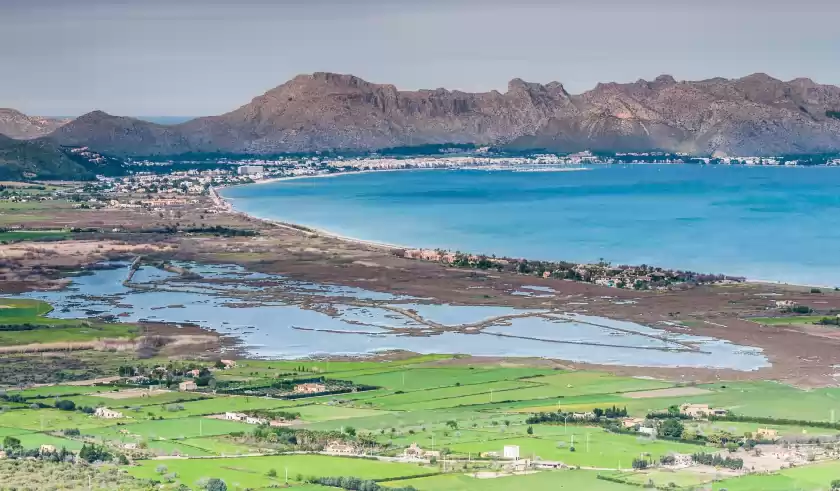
[285,467,288,484]
[586,433,590,453]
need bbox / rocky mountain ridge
[38,72,840,156]
[0,109,71,140]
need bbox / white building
[94,407,124,419]
[237,165,264,176]
[503,445,520,459]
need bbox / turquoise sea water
[221,165,840,286]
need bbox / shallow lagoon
[15,262,768,370]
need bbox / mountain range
[4,72,840,159]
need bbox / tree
[659,419,684,439]
[2,436,21,450]
[54,399,76,411]
[156,464,168,475]
[526,425,534,435]
[205,478,228,491]
[632,457,649,470]
[445,420,458,430]
[344,426,356,437]
[267,469,277,478]
[830,479,840,491]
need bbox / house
[39,445,57,454]
[403,443,440,459]
[667,453,693,467]
[0,451,6,459]
[224,412,248,421]
[324,440,357,455]
[94,407,124,419]
[639,426,657,436]
[533,460,565,469]
[294,383,327,394]
[220,359,237,369]
[179,381,197,391]
[621,417,645,428]
[755,428,780,441]
[680,403,711,418]
[123,443,138,450]
[506,458,531,472]
[187,369,201,377]
[503,445,520,459]
[245,416,268,425]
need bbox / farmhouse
[755,428,780,441]
[621,417,646,428]
[39,444,57,454]
[94,407,124,419]
[679,403,727,419]
[324,440,358,455]
[404,442,440,459]
[179,380,197,391]
[224,412,268,425]
[294,383,327,394]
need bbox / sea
[220,164,840,287]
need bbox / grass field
[748,316,829,325]
[384,469,638,490]
[0,298,138,345]
[0,408,119,431]
[128,454,437,489]
[83,417,254,442]
[0,230,71,243]
[603,469,716,488]
[712,460,840,490]
[447,429,703,468]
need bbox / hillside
[0,109,70,140]
[45,72,840,156]
[0,135,119,181]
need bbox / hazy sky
[3,0,840,116]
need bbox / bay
[221,165,840,286]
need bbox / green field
[385,469,638,490]
[83,416,254,442]
[128,454,437,489]
[0,230,71,242]
[3,335,840,491]
[0,298,138,345]
[447,429,702,468]
[748,316,829,325]
[712,460,840,490]
[0,408,119,431]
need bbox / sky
[2,0,840,117]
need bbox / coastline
[216,172,834,290]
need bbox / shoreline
[216,173,832,290]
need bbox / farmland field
[128,454,437,489]
[384,469,638,490]
[3,348,840,490]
